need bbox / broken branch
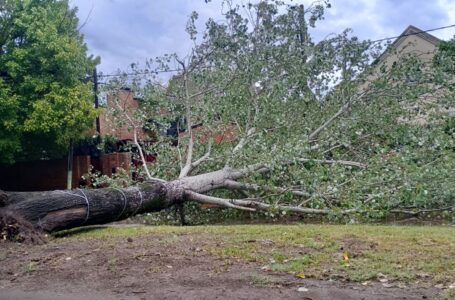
[184,190,256,211]
[297,158,367,169]
[224,180,311,198]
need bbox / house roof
[392,25,441,47]
[376,25,441,62]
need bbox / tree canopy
[0,0,98,163]
[98,0,455,222]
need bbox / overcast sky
[70,0,455,76]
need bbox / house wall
[178,124,238,145]
[99,88,147,141]
[380,34,437,69]
[362,31,438,89]
[363,28,454,124]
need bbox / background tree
[0,0,98,163]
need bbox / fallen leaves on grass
[261,265,272,272]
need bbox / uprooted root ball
[0,210,46,244]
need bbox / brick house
[369,25,455,124]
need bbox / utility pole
[66,140,73,190]
[93,67,100,134]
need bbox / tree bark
[1,181,175,232]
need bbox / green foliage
[97,135,120,154]
[434,37,455,70]
[0,0,98,162]
[105,1,454,221]
[82,166,133,189]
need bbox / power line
[97,68,181,78]
[93,24,455,79]
[370,24,455,43]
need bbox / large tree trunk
[1,181,175,232]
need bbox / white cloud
[71,0,455,74]
[436,0,455,40]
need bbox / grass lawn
[57,224,455,287]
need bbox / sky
[70,0,455,76]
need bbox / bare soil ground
[0,225,445,300]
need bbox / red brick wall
[99,89,147,141]
[179,125,238,145]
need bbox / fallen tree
[1,161,360,232]
[2,1,454,235]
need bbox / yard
[1,224,454,299]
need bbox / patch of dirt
[340,235,378,257]
[0,228,440,300]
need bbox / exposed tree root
[0,210,46,244]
